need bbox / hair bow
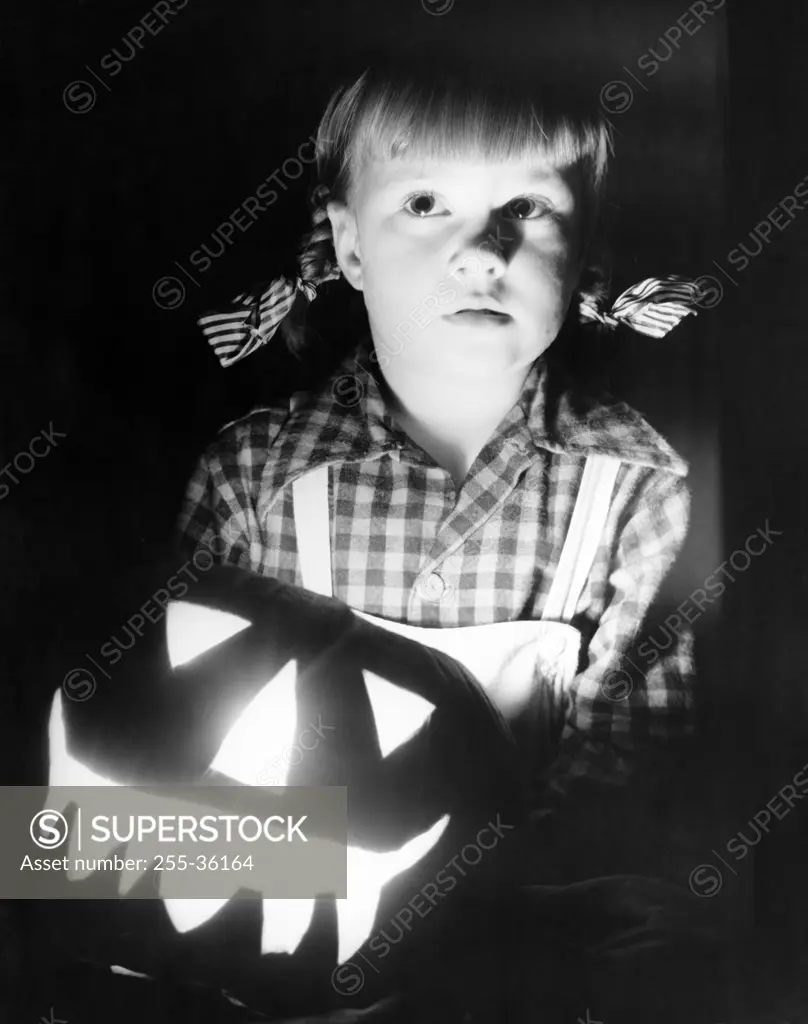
[579,276,701,338]
[198,271,339,369]
[200,273,701,369]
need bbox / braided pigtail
[576,260,612,329]
[299,184,341,285]
[279,183,343,357]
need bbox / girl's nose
[447,219,515,282]
[449,244,507,283]
[449,237,508,282]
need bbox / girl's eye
[402,193,444,218]
[503,196,552,220]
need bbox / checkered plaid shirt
[178,338,694,815]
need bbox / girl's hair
[281,56,614,358]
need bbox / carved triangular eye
[166,601,250,668]
[363,671,434,757]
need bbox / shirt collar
[268,336,688,494]
[518,354,689,477]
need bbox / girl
[175,55,722,1023]
[179,57,698,852]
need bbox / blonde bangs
[316,65,611,205]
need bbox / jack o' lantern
[39,560,525,1018]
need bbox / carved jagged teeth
[261,898,316,954]
[163,897,230,933]
[335,815,449,963]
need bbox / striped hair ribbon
[579,276,700,338]
[198,270,343,369]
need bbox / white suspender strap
[541,455,621,624]
[288,393,334,599]
[291,463,333,598]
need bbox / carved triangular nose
[209,658,299,786]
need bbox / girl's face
[328,152,585,383]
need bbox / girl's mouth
[444,309,512,325]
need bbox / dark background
[1,0,807,1018]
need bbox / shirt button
[418,572,448,601]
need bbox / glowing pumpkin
[39,561,524,1017]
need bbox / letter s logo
[30,810,69,849]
